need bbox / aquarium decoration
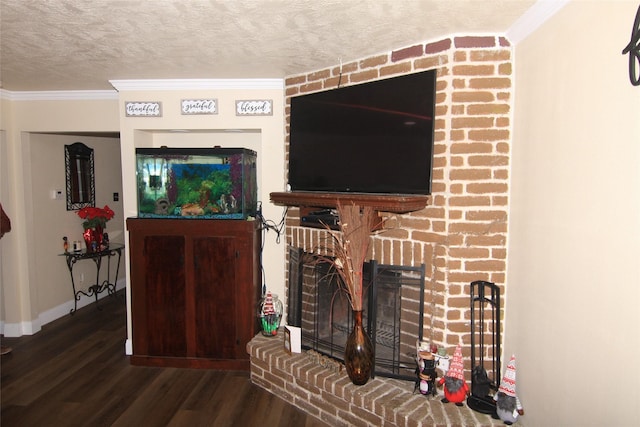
[135,147,257,219]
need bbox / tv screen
[288,69,436,195]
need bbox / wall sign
[125,101,162,117]
[181,99,218,115]
[235,99,273,116]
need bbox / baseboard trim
[1,278,126,337]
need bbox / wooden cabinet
[127,218,261,370]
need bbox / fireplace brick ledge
[248,334,503,427]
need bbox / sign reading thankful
[125,102,162,117]
[181,99,218,115]
[235,99,273,116]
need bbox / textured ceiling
[0,0,536,92]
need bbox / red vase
[83,226,104,252]
[94,225,104,247]
[344,310,374,385]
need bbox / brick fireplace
[288,250,426,382]
[250,34,512,425]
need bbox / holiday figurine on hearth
[493,355,524,425]
[415,341,438,397]
[438,344,469,406]
[258,291,283,336]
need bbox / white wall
[507,1,640,425]
[29,133,124,312]
[0,95,122,335]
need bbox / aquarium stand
[126,218,261,370]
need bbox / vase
[344,310,374,385]
[258,292,283,336]
[83,225,104,252]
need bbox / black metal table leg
[60,244,125,315]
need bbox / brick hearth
[248,334,504,427]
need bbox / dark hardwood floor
[1,292,328,427]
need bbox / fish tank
[135,147,257,219]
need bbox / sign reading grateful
[181,99,218,115]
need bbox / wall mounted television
[288,69,437,196]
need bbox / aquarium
[135,147,257,219]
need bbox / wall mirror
[65,142,95,210]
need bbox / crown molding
[0,79,284,100]
[109,78,284,92]
[0,89,118,101]
[506,0,570,45]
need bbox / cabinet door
[143,235,187,357]
[193,236,237,359]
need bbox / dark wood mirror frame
[65,142,95,211]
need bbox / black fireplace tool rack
[467,280,501,416]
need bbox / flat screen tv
[288,69,436,195]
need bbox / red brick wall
[284,36,511,367]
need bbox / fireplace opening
[287,247,425,381]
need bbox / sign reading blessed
[181,99,218,115]
[125,101,162,117]
[235,99,273,116]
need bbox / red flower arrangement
[77,205,115,230]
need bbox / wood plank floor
[1,292,328,427]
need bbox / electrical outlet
[80,273,84,282]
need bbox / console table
[60,243,124,314]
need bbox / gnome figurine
[493,355,524,425]
[438,344,469,406]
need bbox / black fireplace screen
[287,247,425,381]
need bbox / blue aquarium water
[135,147,257,219]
